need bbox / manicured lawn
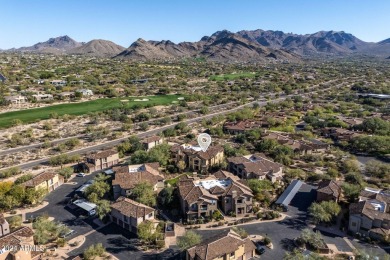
[209,72,257,81]
[0,94,184,129]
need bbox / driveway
[287,182,316,218]
[26,172,101,240]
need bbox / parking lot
[25,172,182,259]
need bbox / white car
[76,173,85,177]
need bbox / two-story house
[83,149,119,173]
[21,172,63,193]
[110,197,156,234]
[227,153,283,183]
[141,136,163,151]
[171,143,224,172]
[177,171,254,220]
[177,176,219,221]
[0,214,10,237]
[213,171,254,217]
[112,163,164,199]
[349,188,390,241]
[186,229,256,260]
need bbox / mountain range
[4,29,390,62]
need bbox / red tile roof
[22,172,56,188]
[187,229,255,260]
[111,197,154,218]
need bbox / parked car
[255,242,266,255]
[76,173,85,177]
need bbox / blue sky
[1,0,389,49]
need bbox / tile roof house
[112,163,164,199]
[0,214,10,237]
[316,128,362,142]
[227,153,283,182]
[0,226,42,260]
[171,144,224,173]
[177,171,253,220]
[177,176,219,221]
[223,120,262,135]
[316,180,341,202]
[82,149,119,173]
[186,229,256,260]
[348,188,390,241]
[141,136,163,151]
[263,131,329,155]
[21,172,63,193]
[110,197,156,234]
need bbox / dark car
[255,242,266,255]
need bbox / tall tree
[129,182,156,207]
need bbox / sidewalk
[3,201,49,221]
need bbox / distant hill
[237,30,372,55]
[4,30,390,61]
[68,39,125,57]
[16,35,83,54]
[115,30,299,62]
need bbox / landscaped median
[0,94,185,129]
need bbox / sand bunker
[177,97,185,100]
[134,98,149,101]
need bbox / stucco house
[4,95,28,105]
[186,229,256,260]
[316,180,341,202]
[177,176,219,221]
[227,153,283,182]
[177,171,253,220]
[112,163,164,199]
[348,188,390,241]
[110,197,156,234]
[83,149,119,173]
[21,172,63,193]
[171,144,224,172]
[141,136,163,151]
